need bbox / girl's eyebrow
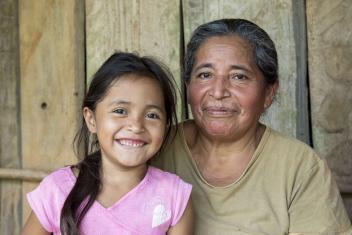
[145,104,164,112]
[108,100,130,106]
[108,100,164,112]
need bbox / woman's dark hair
[60,52,178,235]
[184,18,278,85]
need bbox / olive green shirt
[152,121,352,235]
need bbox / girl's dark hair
[184,18,278,85]
[60,52,178,235]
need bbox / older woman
[152,19,351,234]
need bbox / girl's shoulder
[147,166,192,193]
[148,166,182,182]
[38,166,76,194]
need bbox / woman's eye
[231,74,247,80]
[113,108,127,115]
[198,72,212,79]
[146,112,160,119]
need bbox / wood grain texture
[307,0,352,193]
[183,0,299,138]
[0,0,22,234]
[19,0,85,222]
[0,168,49,181]
[292,0,310,144]
[85,0,184,117]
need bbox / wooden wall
[0,0,351,233]
[306,0,352,217]
[0,1,21,234]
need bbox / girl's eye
[113,108,127,115]
[145,112,160,119]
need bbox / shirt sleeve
[27,173,59,232]
[288,157,352,234]
[170,177,192,226]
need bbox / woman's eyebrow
[193,63,251,73]
[230,64,251,73]
[193,63,213,72]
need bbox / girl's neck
[101,161,147,187]
[97,161,148,208]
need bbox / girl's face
[84,74,166,170]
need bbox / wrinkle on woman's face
[187,36,276,141]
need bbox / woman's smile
[202,106,237,117]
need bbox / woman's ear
[83,107,97,133]
[264,80,279,109]
[185,80,190,104]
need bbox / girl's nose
[127,116,145,133]
[208,76,230,99]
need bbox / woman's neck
[184,121,265,186]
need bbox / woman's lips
[202,106,237,116]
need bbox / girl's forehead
[110,74,157,87]
[102,74,164,105]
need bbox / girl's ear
[83,107,97,133]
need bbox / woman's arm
[167,200,194,235]
[21,211,50,235]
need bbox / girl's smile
[84,74,167,170]
[117,138,146,148]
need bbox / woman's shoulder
[263,126,321,167]
[267,127,311,148]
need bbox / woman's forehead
[193,36,256,70]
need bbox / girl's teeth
[119,139,144,147]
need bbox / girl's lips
[116,138,146,147]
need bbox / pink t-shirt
[27,166,192,235]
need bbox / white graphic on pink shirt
[152,204,171,228]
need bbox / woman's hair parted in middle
[184,18,278,85]
[60,52,178,235]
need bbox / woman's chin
[203,122,234,137]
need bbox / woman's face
[187,36,277,141]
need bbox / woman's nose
[209,76,230,99]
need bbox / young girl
[21,52,193,235]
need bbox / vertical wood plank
[292,0,310,144]
[19,0,85,223]
[0,0,22,234]
[183,0,301,138]
[85,0,184,117]
[307,0,352,194]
